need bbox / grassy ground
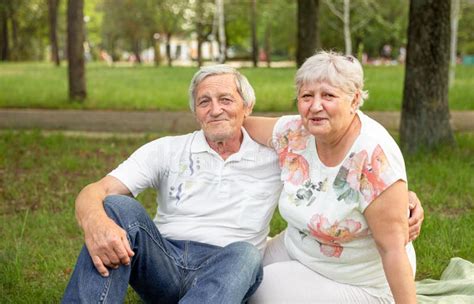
[0,130,472,302]
[1,62,473,111]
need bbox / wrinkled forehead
[197,74,238,93]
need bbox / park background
[1,0,473,302]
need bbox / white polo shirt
[109,128,282,251]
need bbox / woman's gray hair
[188,65,256,112]
[295,51,369,108]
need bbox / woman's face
[297,81,356,140]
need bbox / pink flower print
[285,119,310,150]
[345,150,368,190]
[360,145,390,202]
[307,214,367,257]
[281,151,310,185]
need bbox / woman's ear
[351,91,361,111]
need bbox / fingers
[113,236,135,266]
[408,191,419,209]
[92,255,110,277]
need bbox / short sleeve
[272,115,310,154]
[108,138,169,197]
[333,141,407,213]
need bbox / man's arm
[76,175,135,277]
[408,191,424,241]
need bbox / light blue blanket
[416,257,474,303]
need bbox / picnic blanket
[416,257,474,303]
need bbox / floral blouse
[272,112,415,299]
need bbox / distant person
[245,51,417,303]
[62,64,424,303]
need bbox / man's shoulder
[148,131,199,147]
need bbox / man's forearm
[75,182,109,231]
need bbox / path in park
[1,109,473,135]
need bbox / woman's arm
[364,180,416,304]
[243,116,279,147]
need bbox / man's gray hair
[296,51,369,108]
[188,65,256,112]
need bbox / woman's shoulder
[358,111,400,152]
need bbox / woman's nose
[310,97,323,111]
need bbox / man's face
[194,74,252,142]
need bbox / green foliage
[0,62,473,111]
[0,131,472,301]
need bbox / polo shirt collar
[191,127,258,161]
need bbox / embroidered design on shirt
[169,183,184,205]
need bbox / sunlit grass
[1,62,473,111]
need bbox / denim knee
[103,195,147,226]
[225,241,263,271]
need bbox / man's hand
[408,191,424,241]
[83,215,135,277]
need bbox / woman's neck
[316,115,361,167]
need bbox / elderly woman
[245,51,416,303]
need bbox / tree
[192,0,214,67]
[216,0,226,63]
[153,0,187,67]
[296,0,320,67]
[250,0,258,67]
[400,0,455,153]
[0,2,8,61]
[324,0,352,55]
[67,0,86,101]
[48,0,61,66]
[449,0,460,86]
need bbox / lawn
[0,130,473,302]
[0,62,473,111]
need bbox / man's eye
[221,98,233,104]
[198,100,210,107]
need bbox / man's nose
[210,100,223,116]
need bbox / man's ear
[244,104,253,118]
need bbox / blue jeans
[62,195,263,303]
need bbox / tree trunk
[216,0,226,63]
[197,37,204,67]
[166,33,172,67]
[296,0,320,67]
[0,8,8,61]
[251,0,258,67]
[343,0,352,55]
[400,0,455,153]
[132,40,142,64]
[264,24,271,68]
[196,0,204,67]
[67,0,86,101]
[10,8,18,59]
[48,0,61,66]
[154,39,161,67]
[449,0,460,87]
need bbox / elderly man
[62,65,423,303]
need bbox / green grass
[1,62,473,111]
[0,130,473,302]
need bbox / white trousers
[249,232,395,304]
